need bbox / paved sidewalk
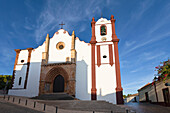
[0,100,43,113]
[120,102,170,113]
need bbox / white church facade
[8,15,124,104]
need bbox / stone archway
[44,67,69,93]
[39,64,76,96]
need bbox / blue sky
[0,0,170,95]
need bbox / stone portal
[39,63,76,96]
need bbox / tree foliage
[0,75,12,89]
[123,94,132,98]
[154,59,170,81]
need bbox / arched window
[101,25,107,36]
[18,77,22,85]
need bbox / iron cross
[59,22,65,29]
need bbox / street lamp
[153,76,158,103]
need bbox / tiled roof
[138,83,151,91]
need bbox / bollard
[13,97,15,102]
[43,104,46,111]
[111,111,113,113]
[3,95,5,99]
[56,106,58,113]
[93,111,95,113]
[34,102,36,108]
[25,100,27,106]
[8,96,10,101]
[18,99,21,104]
[126,108,129,113]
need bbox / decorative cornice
[90,41,97,44]
[27,48,33,51]
[42,62,76,67]
[14,49,21,53]
[112,39,120,42]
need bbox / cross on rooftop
[59,22,65,29]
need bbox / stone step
[31,93,75,100]
[37,100,125,112]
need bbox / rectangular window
[18,77,22,85]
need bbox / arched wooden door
[53,75,64,92]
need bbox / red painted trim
[97,45,101,67]
[109,44,114,66]
[111,15,123,104]
[110,15,118,40]
[90,17,97,100]
[10,49,21,89]
[91,44,97,100]
[90,17,97,44]
[24,48,33,89]
[100,24,107,36]
[113,41,123,104]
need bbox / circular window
[59,45,64,49]
[56,42,65,50]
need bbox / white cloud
[119,0,153,34]
[125,41,136,47]
[120,31,170,57]
[33,0,113,44]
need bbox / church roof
[96,17,111,24]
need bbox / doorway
[145,92,149,102]
[162,88,170,105]
[53,75,64,92]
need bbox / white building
[138,79,170,106]
[8,15,123,104]
[124,93,139,103]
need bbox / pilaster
[90,17,97,100]
[71,31,76,63]
[10,49,21,89]
[111,15,123,104]
[24,48,33,89]
[42,34,50,64]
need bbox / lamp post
[153,77,158,103]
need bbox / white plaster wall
[96,64,117,104]
[13,65,27,88]
[48,29,72,63]
[8,40,45,97]
[17,50,28,64]
[138,79,170,103]
[125,96,139,103]
[138,85,152,102]
[95,18,112,42]
[155,79,170,102]
[148,85,157,102]
[75,38,91,100]
[100,44,110,63]
[25,44,45,97]
[95,43,117,104]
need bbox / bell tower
[90,15,123,104]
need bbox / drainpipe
[154,82,158,102]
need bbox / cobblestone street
[122,102,170,113]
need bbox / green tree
[0,75,12,89]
